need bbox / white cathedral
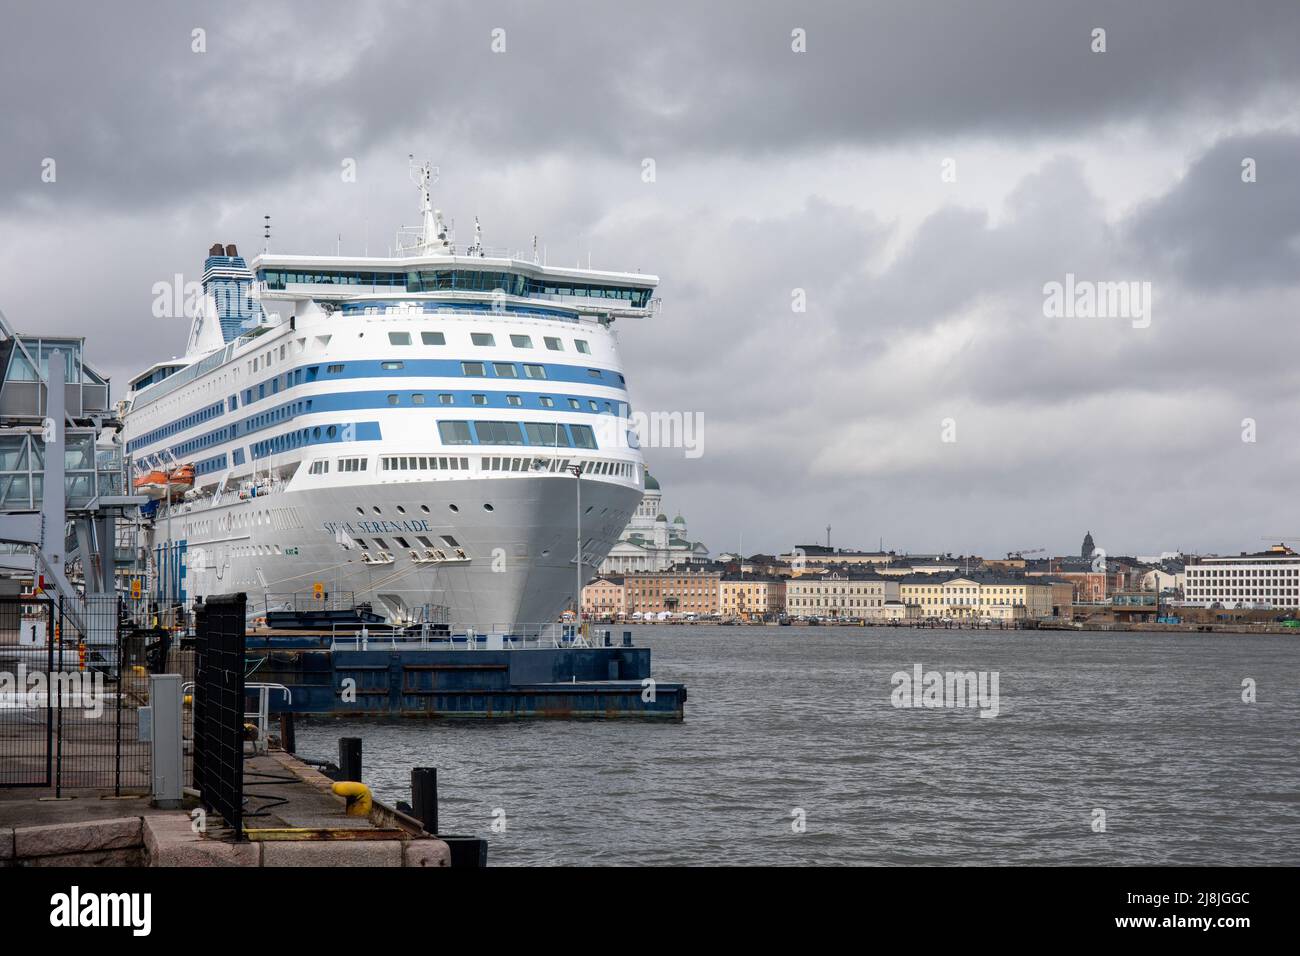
[598,472,710,574]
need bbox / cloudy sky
[3,1,1299,558]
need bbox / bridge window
[421,331,445,345]
[438,421,473,445]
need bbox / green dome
[644,472,660,491]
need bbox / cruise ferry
[120,162,656,629]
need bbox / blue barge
[243,628,686,720]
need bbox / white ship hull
[166,473,642,626]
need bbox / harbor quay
[0,746,456,869]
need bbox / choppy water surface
[295,626,1300,865]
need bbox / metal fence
[0,596,54,786]
[0,594,153,795]
[52,595,150,794]
[192,593,247,839]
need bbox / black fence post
[191,593,247,839]
[411,767,438,835]
[340,737,362,782]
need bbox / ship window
[472,394,487,405]
[438,421,473,445]
[471,333,495,347]
[587,369,601,379]
[570,424,597,449]
[511,334,533,348]
[567,399,580,409]
[387,394,399,405]
[539,396,554,407]
[493,363,517,377]
[525,422,559,445]
[388,332,411,345]
[382,361,404,370]
[421,331,445,345]
[461,362,486,376]
[327,364,345,373]
[575,339,591,354]
[412,393,426,405]
[523,364,546,379]
[588,400,599,411]
[394,537,410,549]
[441,535,460,547]
[438,394,454,405]
[474,421,524,445]
[544,337,563,351]
[506,395,522,406]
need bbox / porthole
[372,506,382,515]
[355,507,364,516]
[396,505,406,515]
[448,504,459,513]
[483,503,494,512]
[420,505,430,514]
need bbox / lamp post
[568,463,584,636]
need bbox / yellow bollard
[331,781,373,817]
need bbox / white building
[1183,544,1300,609]
[598,472,709,574]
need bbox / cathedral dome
[644,472,660,491]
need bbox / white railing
[326,621,621,652]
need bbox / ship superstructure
[120,162,658,628]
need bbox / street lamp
[568,463,584,637]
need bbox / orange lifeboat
[133,464,195,501]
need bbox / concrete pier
[0,750,451,867]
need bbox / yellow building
[940,576,1053,620]
[719,576,786,621]
[582,576,626,619]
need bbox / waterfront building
[719,575,786,621]
[582,575,626,618]
[785,573,900,619]
[624,567,721,618]
[598,472,709,574]
[1183,544,1300,610]
[940,576,1053,620]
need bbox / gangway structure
[0,308,146,639]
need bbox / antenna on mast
[263,215,271,253]
[398,155,450,256]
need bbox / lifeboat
[133,464,195,501]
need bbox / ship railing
[326,621,608,651]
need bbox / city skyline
[3,2,1300,556]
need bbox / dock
[0,749,452,867]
